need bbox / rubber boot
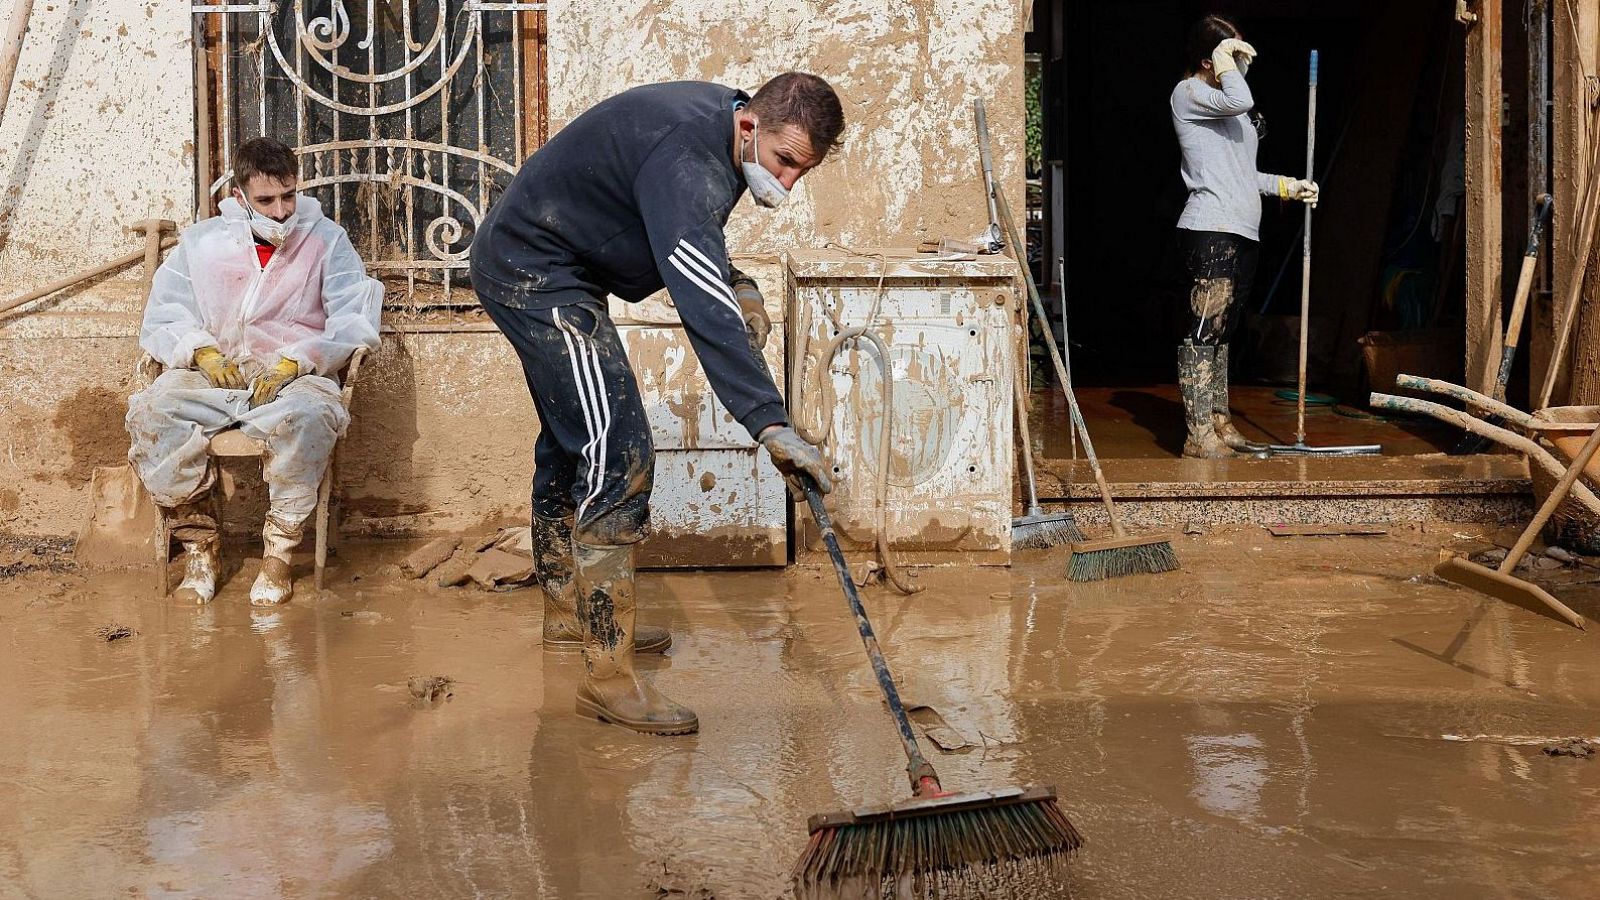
[572,541,698,735]
[535,512,671,654]
[1212,345,1271,453]
[1179,342,1246,459]
[249,518,301,606]
[168,502,219,605]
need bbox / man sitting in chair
[127,137,382,606]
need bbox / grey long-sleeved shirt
[1170,71,1289,241]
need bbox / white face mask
[237,191,295,246]
[740,124,790,209]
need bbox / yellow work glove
[193,346,245,389]
[249,357,300,409]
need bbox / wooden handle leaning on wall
[0,234,178,320]
[132,219,179,299]
[0,0,37,128]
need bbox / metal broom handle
[1296,50,1318,446]
[802,478,940,792]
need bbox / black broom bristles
[792,790,1082,898]
[1013,510,1084,550]
[1066,539,1179,582]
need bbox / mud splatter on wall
[547,0,1027,254]
[0,0,1028,537]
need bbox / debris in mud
[340,610,384,623]
[1545,546,1576,564]
[1542,739,1596,759]
[466,548,535,590]
[428,525,528,589]
[408,675,455,704]
[400,536,460,579]
[904,704,976,753]
[0,536,75,578]
[95,624,135,642]
[646,861,716,899]
[1184,521,1205,535]
[1267,523,1388,537]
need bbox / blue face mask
[741,124,790,209]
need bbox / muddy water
[2,528,1599,898]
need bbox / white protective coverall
[127,195,383,529]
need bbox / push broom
[978,101,1083,551]
[974,97,1177,581]
[990,184,1178,581]
[792,476,1082,894]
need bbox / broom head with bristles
[1067,533,1179,582]
[791,784,1081,896]
[1013,508,1084,550]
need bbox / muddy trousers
[126,368,349,530]
[1178,228,1259,347]
[478,294,654,548]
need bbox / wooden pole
[1464,0,1505,395]
[0,236,176,319]
[0,0,35,127]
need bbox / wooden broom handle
[1499,423,1600,574]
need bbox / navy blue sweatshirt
[471,81,786,438]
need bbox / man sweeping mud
[471,74,843,735]
[127,137,383,605]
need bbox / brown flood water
[2,526,1599,898]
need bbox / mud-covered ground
[1,524,1597,898]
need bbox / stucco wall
[0,0,1026,539]
[547,0,1026,257]
[0,0,194,535]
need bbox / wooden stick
[0,0,36,128]
[1499,423,1600,573]
[1369,391,1600,515]
[1482,194,1553,396]
[1394,374,1542,430]
[1537,107,1600,408]
[132,220,177,302]
[0,236,176,319]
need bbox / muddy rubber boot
[535,513,670,654]
[1211,344,1271,454]
[572,541,698,736]
[1179,342,1247,459]
[249,518,301,606]
[168,502,219,605]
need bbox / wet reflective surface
[3,527,1598,898]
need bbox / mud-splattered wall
[0,0,1025,538]
[0,0,194,536]
[548,0,1027,254]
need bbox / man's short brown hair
[748,73,845,161]
[233,137,299,188]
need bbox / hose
[792,241,920,594]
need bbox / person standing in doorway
[471,74,842,736]
[1170,14,1320,458]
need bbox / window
[192,0,547,309]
